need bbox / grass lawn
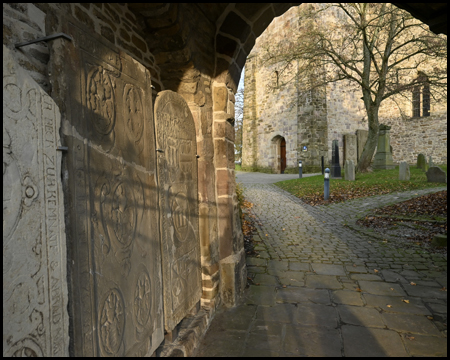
[275,165,447,206]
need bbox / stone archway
[3,3,446,356]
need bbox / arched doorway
[280,137,286,174]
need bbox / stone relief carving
[154,90,201,331]
[49,18,163,356]
[3,45,69,357]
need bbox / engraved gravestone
[345,160,355,181]
[154,91,202,332]
[3,46,69,356]
[373,124,395,169]
[49,18,163,356]
[344,134,358,165]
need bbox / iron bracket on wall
[15,33,72,49]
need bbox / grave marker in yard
[331,140,342,178]
[345,160,355,181]
[373,124,395,169]
[426,166,447,183]
[399,161,410,181]
[417,153,427,171]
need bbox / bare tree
[262,3,447,172]
[234,86,245,162]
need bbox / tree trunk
[356,105,379,172]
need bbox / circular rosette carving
[110,182,137,248]
[3,129,22,240]
[124,84,144,143]
[7,337,44,357]
[170,190,191,243]
[134,270,152,329]
[87,66,115,135]
[99,289,125,356]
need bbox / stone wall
[3,3,163,95]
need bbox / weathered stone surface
[342,326,408,357]
[345,159,355,181]
[276,288,331,304]
[373,124,395,169]
[338,305,385,328]
[305,275,343,289]
[417,153,427,170]
[312,263,346,276]
[399,161,410,181]
[284,325,342,356]
[3,45,69,357]
[330,140,342,178]
[155,90,202,331]
[344,134,357,164]
[49,19,163,356]
[426,166,447,183]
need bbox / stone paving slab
[338,305,385,328]
[362,294,432,315]
[331,290,364,306]
[358,280,407,296]
[276,288,331,305]
[312,263,346,275]
[284,325,342,356]
[342,325,409,357]
[195,183,447,357]
[401,334,448,357]
[305,274,343,289]
[381,313,442,336]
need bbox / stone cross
[345,160,355,181]
[330,140,342,178]
[426,166,447,183]
[373,124,395,169]
[399,161,410,181]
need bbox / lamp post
[298,160,303,178]
[324,168,330,200]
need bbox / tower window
[412,73,430,118]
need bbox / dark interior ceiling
[393,3,447,35]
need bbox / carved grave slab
[154,91,202,331]
[50,19,163,356]
[344,134,358,165]
[3,46,69,356]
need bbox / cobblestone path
[196,182,447,357]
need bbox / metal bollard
[298,160,303,178]
[324,168,330,200]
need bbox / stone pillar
[213,83,246,308]
[344,134,358,165]
[356,129,368,164]
[330,140,342,178]
[345,160,355,181]
[399,161,410,181]
[373,124,395,170]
